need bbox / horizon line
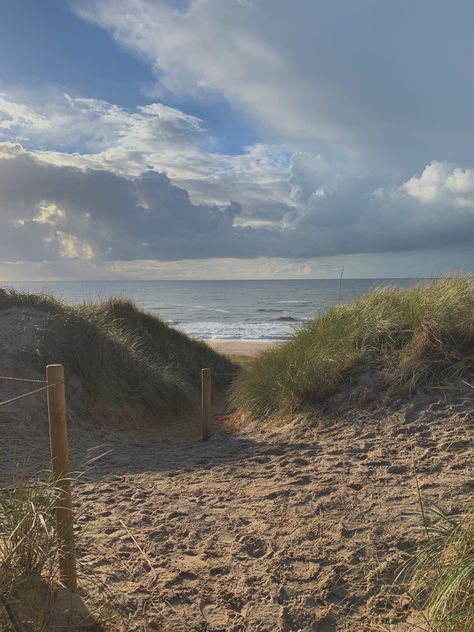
[0,276,441,283]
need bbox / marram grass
[0,469,61,630]
[0,468,108,630]
[0,288,236,423]
[233,274,474,418]
[400,505,474,632]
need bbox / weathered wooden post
[201,368,212,441]
[46,364,77,591]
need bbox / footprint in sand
[240,535,269,559]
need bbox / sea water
[4,279,423,340]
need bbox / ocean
[4,279,423,340]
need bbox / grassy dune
[234,274,474,418]
[0,288,236,423]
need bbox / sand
[0,310,472,631]
[1,388,472,630]
[73,394,472,631]
[207,339,283,357]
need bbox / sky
[0,0,473,280]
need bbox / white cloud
[0,94,50,132]
[0,90,296,229]
[403,161,474,210]
[73,0,474,172]
[57,232,94,259]
[0,92,203,158]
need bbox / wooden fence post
[201,368,212,441]
[46,364,77,591]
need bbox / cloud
[74,0,474,170]
[0,91,294,221]
[1,143,474,268]
[0,91,202,158]
[8,87,286,210]
[0,94,50,132]
[0,143,249,261]
[403,161,474,209]
[286,157,474,257]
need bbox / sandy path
[207,340,283,357]
[64,391,473,632]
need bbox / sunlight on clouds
[1,141,474,269]
[33,203,65,225]
[0,142,24,159]
[57,232,94,259]
[0,90,293,218]
[0,94,50,131]
[403,161,474,209]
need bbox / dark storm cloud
[1,145,474,264]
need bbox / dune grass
[0,288,237,423]
[0,468,108,631]
[0,469,62,630]
[400,505,474,632]
[234,274,474,418]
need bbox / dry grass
[233,274,474,418]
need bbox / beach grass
[0,468,63,629]
[233,274,474,418]
[0,468,108,630]
[0,288,237,423]
[399,505,474,631]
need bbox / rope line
[0,375,47,384]
[0,382,63,408]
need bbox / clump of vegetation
[234,274,474,418]
[0,288,236,423]
[0,469,107,631]
[0,469,62,629]
[399,505,474,632]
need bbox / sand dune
[0,305,472,630]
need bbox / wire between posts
[0,375,47,384]
[0,381,64,408]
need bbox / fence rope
[0,375,47,384]
[0,382,63,408]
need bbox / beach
[207,339,283,356]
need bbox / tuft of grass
[0,288,237,423]
[0,468,61,630]
[399,505,474,632]
[233,274,474,418]
[0,468,107,631]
